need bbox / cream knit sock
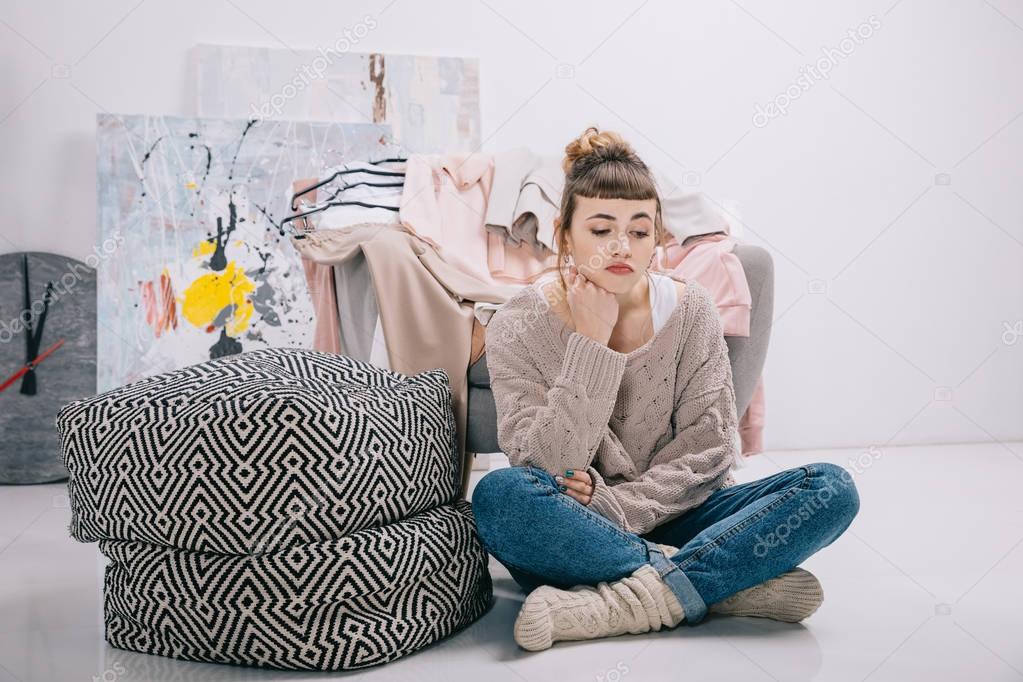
[513,564,685,651]
[657,543,823,623]
[709,567,824,622]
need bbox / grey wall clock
[0,252,97,484]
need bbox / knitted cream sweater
[484,277,741,535]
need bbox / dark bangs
[564,155,660,203]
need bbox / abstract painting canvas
[192,44,481,153]
[95,113,400,392]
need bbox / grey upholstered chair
[465,244,774,460]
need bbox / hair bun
[562,126,635,173]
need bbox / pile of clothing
[292,147,766,497]
[57,347,492,671]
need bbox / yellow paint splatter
[192,239,217,259]
[185,181,197,190]
[180,261,255,336]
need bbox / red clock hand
[0,339,65,393]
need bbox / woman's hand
[556,468,594,505]
[565,265,618,346]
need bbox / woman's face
[560,195,659,294]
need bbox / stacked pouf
[57,348,493,671]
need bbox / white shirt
[649,272,679,333]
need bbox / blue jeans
[471,462,859,625]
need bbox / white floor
[2,442,1022,682]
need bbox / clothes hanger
[291,177,405,220]
[280,157,408,239]
[321,178,405,203]
[282,157,409,238]
[279,196,401,238]
[290,157,407,210]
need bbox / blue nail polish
[559,485,567,491]
[566,470,574,476]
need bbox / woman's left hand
[556,469,593,505]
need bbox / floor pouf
[57,348,461,554]
[99,500,492,671]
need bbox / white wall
[2,0,1020,452]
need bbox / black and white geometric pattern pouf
[101,501,491,671]
[58,348,494,671]
[58,348,462,554]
